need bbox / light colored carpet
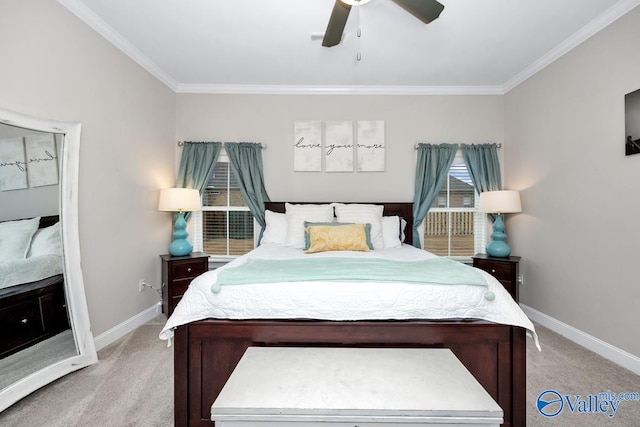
[526,324,640,426]
[0,316,172,427]
[0,318,638,426]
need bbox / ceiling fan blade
[322,0,352,47]
[391,0,444,24]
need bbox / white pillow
[0,217,41,261]
[382,216,402,248]
[283,203,334,248]
[28,222,62,257]
[400,217,407,243]
[334,203,384,249]
[261,210,288,245]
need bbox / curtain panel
[412,143,459,248]
[460,143,502,193]
[176,141,222,220]
[461,143,502,222]
[224,142,271,242]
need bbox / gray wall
[0,0,176,336]
[2,0,638,361]
[176,94,505,203]
[505,6,640,357]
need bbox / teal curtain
[461,143,502,193]
[461,143,502,221]
[224,142,271,242]
[176,141,222,220]
[412,143,458,248]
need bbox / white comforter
[160,244,538,347]
[0,254,64,291]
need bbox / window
[192,153,254,259]
[422,156,486,259]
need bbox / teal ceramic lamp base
[168,211,193,256]
[486,213,511,258]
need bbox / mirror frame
[0,107,97,411]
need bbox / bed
[0,215,69,358]
[160,202,537,427]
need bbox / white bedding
[159,243,538,348]
[0,254,64,291]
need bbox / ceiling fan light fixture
[340,0,372,5]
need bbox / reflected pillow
[0,217,40,261]
[28,222,62,257]
[305,223,370,254]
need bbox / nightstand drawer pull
[187,267,192,273]
[475,261,512,280]
[21,318,28,324]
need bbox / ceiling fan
[322,0,445,48]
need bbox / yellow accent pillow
[305,223,370,254]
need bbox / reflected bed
[0,215,69,359]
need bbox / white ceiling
[59,0,639,94]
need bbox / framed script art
[325,121,354,172]
[293,120,322,171]
[357,121,385,172]
[25,133,59,187]
[625,88,640,156]
[0,137,28,191]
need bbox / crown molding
[175,84,504,96]
[57,0,178,91]
[58,0,639,96]
[503,0,640,93]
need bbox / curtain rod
[177,141,267,149]
[414,143,502,149]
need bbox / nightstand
[472,253,521,302]
[161,252,208,316]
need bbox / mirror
[0,107,97,411]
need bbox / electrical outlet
[518,274,524,286]
[139,279,147,292]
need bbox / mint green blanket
[212,257,491,298]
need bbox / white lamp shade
[478,190,522,214]
[158,188,201,212]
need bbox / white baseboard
[520,304,640,376]
[93,302,162,351]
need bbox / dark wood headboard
[39,215,60,229]
[0,215,59,229]
[264,202,414,246]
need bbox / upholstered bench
[211,347,503,426]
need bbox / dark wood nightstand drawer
[171,259,207,280]
[172,278,194,296]
[473,260,512,281]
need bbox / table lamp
[158,188,201,256]
[478,190,522,258]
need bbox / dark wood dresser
[161,252,208,317]
[472,253,521,302]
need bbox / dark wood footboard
[174,319,526,427]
